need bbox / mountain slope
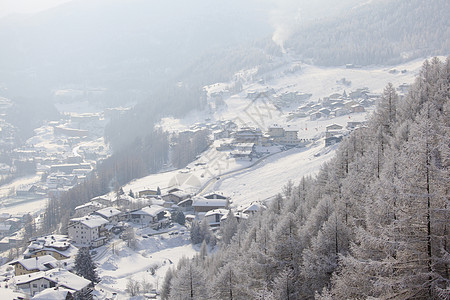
[286,0,450,65]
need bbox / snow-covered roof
[11,255,58,271]
[231,150,252,156]
[49,269,91,291]
[94,207,122,218]
[151,198,165,206]
[205,209,229,217]
[90,195,112,202]
[220,210,249,221]
[70,215,109,228]
[170,190,191,198]
[234,212,249,219]
[7,217,21,223]
[15,269,90,291]
[185,214,196,220]
[233,142,255,148]
[242,202,266,213]
[91,193,135,203]
[32,287,74,300]
[192,196,227,208]
[132,205,166,217]
[203,192,227,200]
[75,201,103,211]
[177,198,193,206]
[28,235,70,249]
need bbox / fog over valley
[0,0,448,299]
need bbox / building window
[32,284,37,288]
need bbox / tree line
[163,57,449,299]
[287,0,449,66]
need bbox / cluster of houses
[0,184,266,298]
[0,213,33,252]
[323,121,368,147]
[214,124,309,160]
[68,189,180,248]
[246,90,312,107]
[2,107,112,201]
[288,89,378,121]
[68,186,267,249]
[172,190,265,228]
[7,234,93,299]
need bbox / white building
[14,268,91,298]
[74,202,105,217]
[23,234,78,260]
[192,196,228,215]
[9,255,58,276]
[93,206,123,224]
[204,209,229,227]
[68,215,109,248]
[267,125,300,145]
[130,205,168,228]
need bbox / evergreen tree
[170,264,206,300]
[209,263,241,299]
[161,268,174,300]
[172,210,186,226]
[268,268,297,300]
[169,57,450,299]
[199,240,208,260]
[221,210,238,245]
[190,221,202,245]
[328,57,450,299]
[75,248,100,284]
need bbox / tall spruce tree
[75,248,100,284]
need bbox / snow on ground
[133,58,430,208]
[0,197,47,216]
[1,57,429,298]
[160,57,425,135]
[27,125,71,154]
[216,139,337,208]
[259,57,424,99]
[122,142,269,195]
[95,225,197,299]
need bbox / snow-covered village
[0,0,448,299]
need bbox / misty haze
[0,0,448,299]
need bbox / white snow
[95,227,197,298]
[0,56,435,298]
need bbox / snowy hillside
[138,56,429,209]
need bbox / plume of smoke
[270,0,302,53]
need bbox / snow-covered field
[94,225,197,299]
[216,140,338,208]
[0,174,47,216]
